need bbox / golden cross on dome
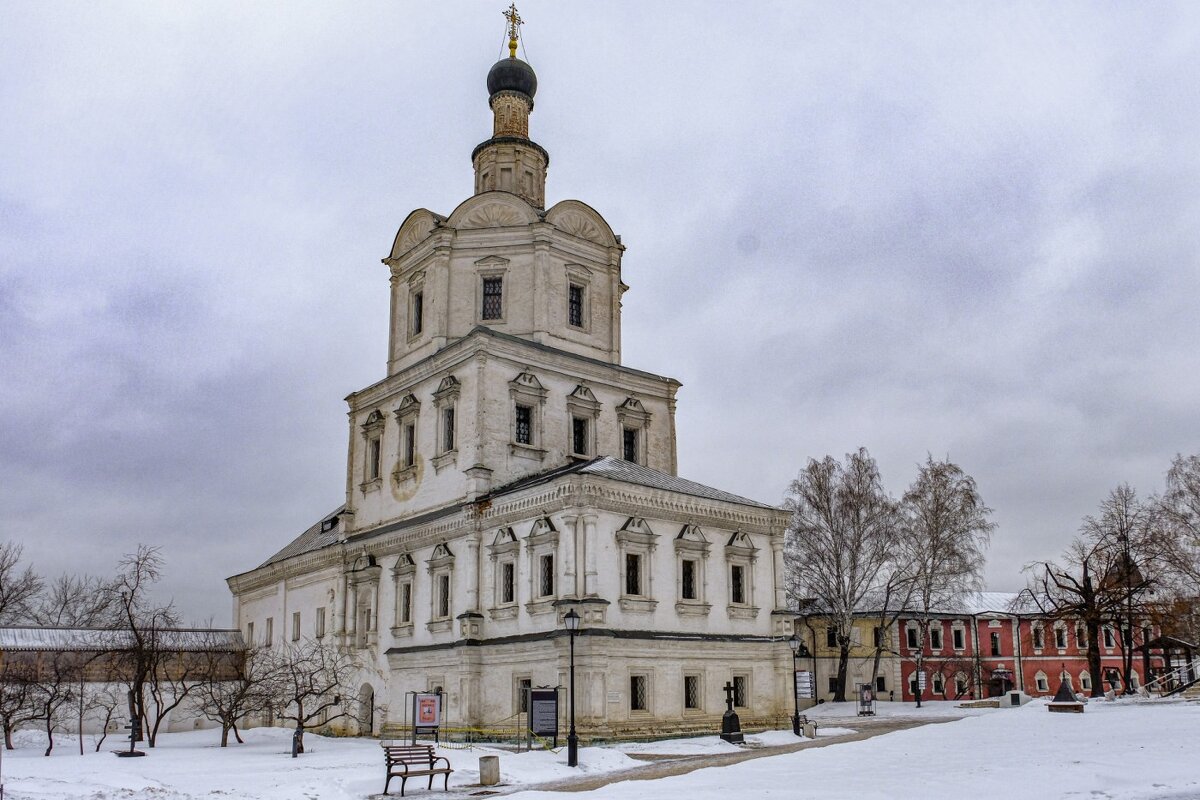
[503,4,524,58]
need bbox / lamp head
[564,608,581,632]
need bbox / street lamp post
[563,609,580,767]
[788,634,804,736]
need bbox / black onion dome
[487,57,537,99]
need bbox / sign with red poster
[413,692,442,732]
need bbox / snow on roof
[579,456,777,509]
[0,627,244,652]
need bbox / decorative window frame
[407,270,426,340]
[475,256,509,324]
[524,518,559,616]
[566,384,600,459]
[391,553,416,637]
[426,543,455,633]
[1034,670,1049,693]
[724,531,759,619]
[348,553,382,649]
[1053,622,1068,651]
[731,672,750,710]
[564,264,592,333]
[359,409,385,493]
[674,524,711,616]
[617,518,658,613]
[487,527,521,621]
[628,671,652,716]
[393,394,421,480]
[509,371,547,460]
[928,622,944,652]
[1032,622,1045,652]
[950,621,965,652]
[616,397,651,466]
[432,376,461,472]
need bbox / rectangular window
[826,627,837,648]
[1055,627,1067,649]
[246,621,254,645]
[1077,625,1088,648]
[625,553,642,596]
[630,675,648,711]
[437,574,450,619]
[906,627,918,649]
[539,554,554,598]
[933,674,944,695]
[873,627,883,648]
[876,675,886,692]
[732,675,748,708]
[292,611,301,642]
[443,407,455,452]
[502,562,515,604]
[568,284,584,327]
[953,628,964,650]
[264,617,273,647]
[730,565,745,604]
[482,276,503,320]
[400,582,412,624]
[1033,626,1044,649]
[930,628,942,650]
[622,427,638,463]
[681,559,697,600]
[515,404,533,445]
[1103,627,1115,648]
[684,675,701,710]
[367,437,381,480]
[572,416,589,456]
[315,607,326,639]
[827,676,838,694]
[411,291,423,335]
[990,631,1001,657]
[403,423,416,468]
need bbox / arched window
[1034,671,1049,693]
[1079,671,1091,691]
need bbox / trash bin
[479,755,500,786]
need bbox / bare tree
[191,645,275,746]
[0,657,40,750]
[32,573,117,627]
[0,542,43,624]
[268,639,358,754]
[899,456,994,706]
[784,448,900,701]
[111,545,179,747]
[28,650,80,756]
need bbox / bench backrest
[383,744,437,763]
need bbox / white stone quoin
[227,34,793,739]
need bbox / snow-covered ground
[2,699,1197,799]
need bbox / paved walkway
[491,716,959,795]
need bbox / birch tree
[899,456,994,706]
[785,448,899,701]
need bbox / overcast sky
[2,2,1198,624]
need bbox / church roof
[251,458,776,574]
[577,456,776,509]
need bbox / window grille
[623,427,638,462]
[732,675,747,707]
[630,675,647,711]
[681,559,697,600]
[625,553,641,596]
[730,565,745,604]
[539,554,554,597]
[404,424,416,467]
[443,408,455,452]
[519,678,531,713]
[515,405,532,445]
[572,416,588,455]
[482,277,503,320]
[502,562,515,604]
[437,574,450,618]
[401,583,412,623]
[568,284,584,327]
[684,675,701,709]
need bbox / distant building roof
[0,627,244,652]
[251,457,777,572]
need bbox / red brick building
[894,593,1166,700]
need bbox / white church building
[227,21,794,740]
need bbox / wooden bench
[382,743,453,797]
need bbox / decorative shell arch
[389,208,443,259]
[446,191,540,230]
[544,199,618,247]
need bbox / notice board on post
[412,692,442,742]
[528,688,559,746]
